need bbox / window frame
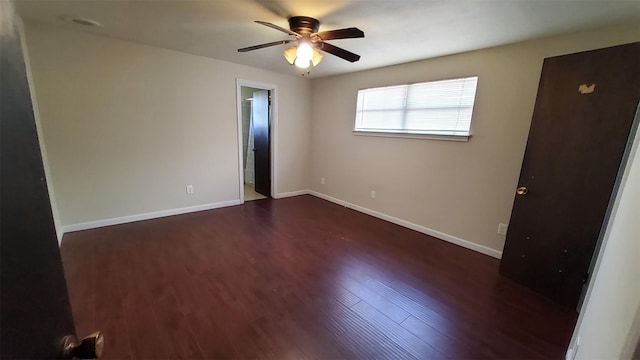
[352,76,479,142]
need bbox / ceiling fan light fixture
[284,43,323,69]
[283,46,297,65]
[296,42,313,60]
[294,57,311,69]
[311,49,324,67]
[294,42,313,68]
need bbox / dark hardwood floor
[61,195,577,359]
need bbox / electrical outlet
[321,177,325,185]
[186,185,194,194]
[370,190,376,199]
[497,223,508,235]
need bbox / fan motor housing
[288,16,320,34]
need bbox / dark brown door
[1,21,77,358]
[500,42,640,309]
[253,89,271,197]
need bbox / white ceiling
[14,0,640,78]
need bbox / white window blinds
[354,76,478,139]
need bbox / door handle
[516,186,529,195]
[61,332,104,359]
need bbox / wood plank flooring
[60,195,577,359]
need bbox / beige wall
[309,23,640,254]
[24,22,310,228]
[570,121,640,359]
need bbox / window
[354,76,478,141]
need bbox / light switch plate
[497,223,508,235]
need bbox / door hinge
[582,272,590,284]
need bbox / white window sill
[353,130,470,142]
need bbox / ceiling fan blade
[255,21,300,37]
[315,27,364,41]
[238,40,293,52]
[317,42,361,62]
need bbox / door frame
[235,79,278,203]
[568,100,640,358]
[578,100,640,309]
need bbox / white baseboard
[62,199,242,234]
[308,190,503,259]
[56,228,64,245]
[61,192,502,259]
[274,190,311,199]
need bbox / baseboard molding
[308,190,502,259]
[62,199,242,234]
[61,192,502,259]
[56,227,64,245]
[274,190,311,199]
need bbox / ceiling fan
[238,16,364,69]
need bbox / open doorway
[237,81,276,202]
